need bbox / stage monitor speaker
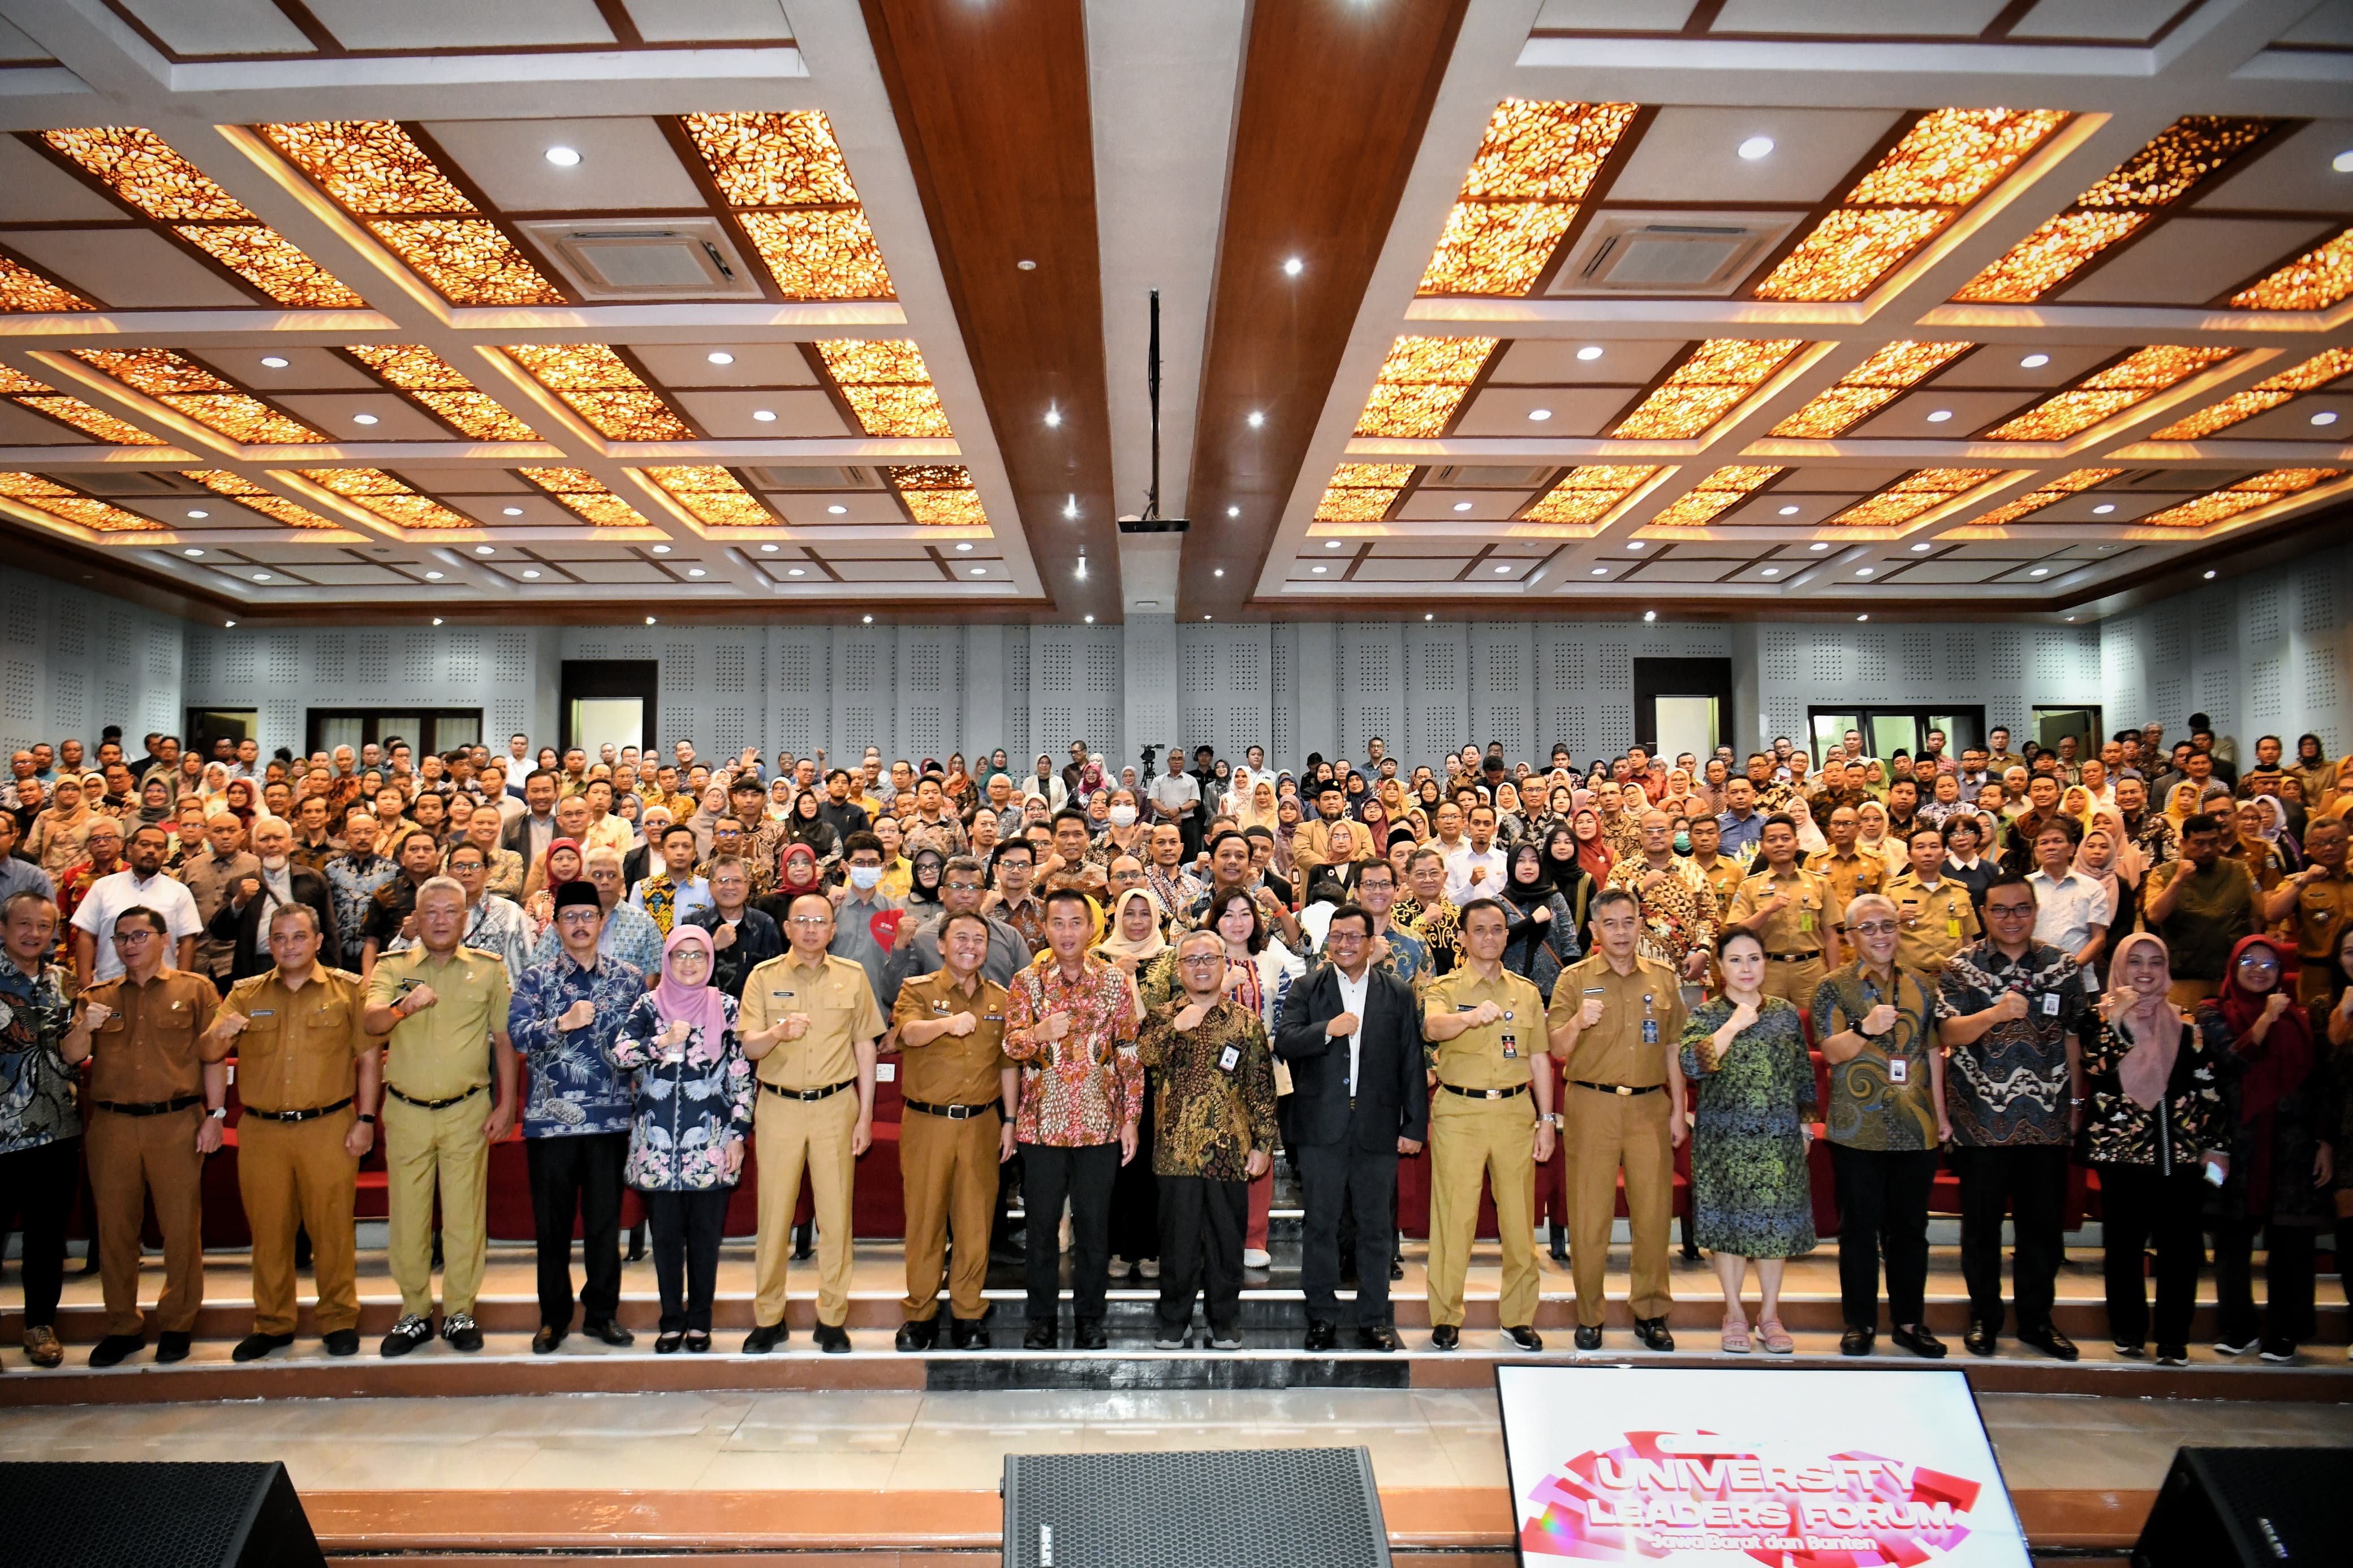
[6,1459,327,1568]
[1003,1446,1390,1568]
[2132,1446,2347,1567]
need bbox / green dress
[1679,995,1818,1258]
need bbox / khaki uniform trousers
[86,1105,205,1337]
[1565,1083,1675,1326]
[753,1088,859,1328]
[1425,1091,1540,1329]
[239,1110,362,1334]
[382,1091,489,1318]
[899,1108,1001,1321]
[1762,955,1828,1013]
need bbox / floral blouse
[0,958,77,1154]
[607,991,756,1191]
[2078,1013,2226,1174]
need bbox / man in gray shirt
[880,854,1029,1003]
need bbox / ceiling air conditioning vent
[72,470,192,495]
[1549,210,1800,297]
[750,466,880,490]
[1430,465,1552,486]
[516,218,763,301]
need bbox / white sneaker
[2212,1336,2257,1357]
[1243,1249,1272,1269]
[1137,1258,1161,1279]
[1109,1255,1129,1276]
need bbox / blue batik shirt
[0,956,79,1152]
[507,949,644,1137]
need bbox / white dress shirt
[1335,965,1369,1096]
[2026,867,2109,958]
[1443,843,1507,905]
[70,867,204,982]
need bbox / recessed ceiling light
[706,351,734,365]
[1808,541,1828,551]
[2092,503,2115,514]
[1203,614,1212,621]
[752,409,775,422]
[1626,541,1644,550]
[652,543,670,554]
[186,508,208,519]
[432,617,442,625]
[2019,352,2049,369]
[1226,506,1239,517]
[1044,407,1062,428]
[1247,411,1265,428]
[1325,538,1342,548]
[1924,409,1953,424]
[1311,564,1328,574]
[522,569,540,578]
[474,545,494,555]
[953,541,973,551]
[182,547,204,557]
[546,145,581,166]
[1213,567,1225,577]
[863,614,874,624]
[2204,569,2217,578]
[1856,567,1873,576]
[503,506,523,516]
[760,542,777,552]
[1453,501,1474,512]
[970,567,986,576]
[787,567,805,576]
[1643,610,1657,622]
[1527,408,1552,422]
[352,413,378,425]
[828,504,847,515]
[2335,149,2353,174]
[1084,614,1094,622]
[223,620,235,627]
[1778,505,1800,515]
[260,356,287,369]
[688,567,706,577]
[2312,411,2340,426]
[2066,615,2076,622]
[645,616,657,624]
[1856,614,1868,622]
[1911,541,1931,551]
[1016,258,1037,271]
[1282,257,1303,277]
[251,572,270,581]
[1424,612,1434,620]
[1590,566,1608,576]
[1738,135,1775,160]
[1761,567,1779,577]
[423,570,443,579]
[1575,345,1604,361]
[2029,567,2052,578]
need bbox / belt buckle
[1615,1085,1632,1098]
[1483,1088,1502,1100]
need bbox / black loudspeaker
[4,1460,327,1568]
[1002,1447,1391,1568]
[2131,1446,2349,1567]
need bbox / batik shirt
[528,898,663,978]
[609,990,755,1190]
[387,895,533,984]
[1136,996,1278,1180]
[324,852,398,964]
[0,958,78,1153]
[1937,940,2085,1147]
[1812,961,1941,1152]
[506,950,644,1137]
[630,872,713,937]
[1605,854,1721,969]
[1002,952,1142,1146]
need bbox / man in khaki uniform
[2266,817,2353,1004]
[889,910,1016,1350]
[1419,897,1554,1353]
[61,907,222,1366]
[740,889,882,1354]
[1686,815,1746,921]
[213,903,380,1359]
[1818,806,1886,923]
[1886,823,1981,977]
[1548,887,1688,1351]
[363,875,516,1357]
[1727,814,1843,1009]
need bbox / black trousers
[2097,1163,2206,1350]
[525,1133,627,1328]
[1158,1174,1247,1337]
[640,1187,729,1334]
[1106,1086,1159,1263]
[2212,1214,2317,1347]
[1020,1141,1119,1327]
[0,1137,78,1327]
[1299,1141,1399,1326]
[1831,1144,1939,1329]
[1951,1143,2070,1331]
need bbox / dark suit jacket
[207,866,339,980]
[1275,960,1428,1153]
[501,810,557,863]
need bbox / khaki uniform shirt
[741,951,884,1091]
[1547,953,1687,1088]
[1419,964,1548,1092]
[226,967,376,1113]
[1691,857,1746,922]
[1727,866,1836,956]
[891,969,1012,1107]
[1886,870,1981,975]
[365,946,512,1101]
[2287,865,2353,963]
[81,969,217,1104]
[1817,849,1886,926]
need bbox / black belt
[242,1096,354,1124]
[385,1084,484,1111]
[93,1093,202,1117]
[1438,1081,1529,1100]
[1764,949,1822,963]
[1572,1080,1665,1097]
[904,1096,999,1120]
[761,1078,854,1103]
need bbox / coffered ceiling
[0,0,2347,626]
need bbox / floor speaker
[2131,1446,2348,1567]
[1002,1446,1391,1568]
[5,1460,327,1568]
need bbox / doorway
[2032,706,2102,755]
[1806,706,1984,766]
[560,660,658,758]
[185,708,256,761]
[1633,658,1733,766]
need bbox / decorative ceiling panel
[1417,100,1639,296]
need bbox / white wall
[0,566,184,759]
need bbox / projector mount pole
[1145,287,1161,524]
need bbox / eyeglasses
[1851,921,1898,936]
[787,916,831,928]
[945,881,982,893]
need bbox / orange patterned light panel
[1418,101,1640,296]
[680,111,896,301]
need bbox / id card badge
[1501,1008,1518,1059]
[1946,905,1964,938]
[1889,1056,1910,1086]
[1799,902,1816,935]
[1640,994,1660,1046]
[2040,991,2061,1018]
[1217,1043,1240,1074]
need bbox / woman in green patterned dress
[1680,926,1817,1354]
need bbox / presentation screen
[1495,1365,2029,1566]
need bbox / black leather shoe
[531,1325,566,1355]
[1389,1258,1404,1281]
[1574,1324,1603,1351]
[1840,1326,1874,1357]
[1074,1320,1109,1351]
[655,1333,683,1354]
[1356,1324,1401,1353]
[741,1321,788,1354]
[2019,1323,2078,1362]
[1963,1319,1997,1357]
[155,1332,192,1364]
[684,1332,710,1354]
[88,1334,144,1368]
[1633,1316,1675,1352]
[895,1319,939,1353]
[1503,1325,1543,1353]
[1891,1323,1946,1359]
[322,1329,359,1358]
[585,1318,635,1347]
[791,1221,815,1261]
[814,1323,851,1354]
[441,1312,484,1353]
[950,1317,990,1350]
[1549,1233,1569,1263]
[1430,1324,1460,1351]
[1023,1322,1058,1350]
[234,1331,295,1363]
[1304,1319,1338,1352]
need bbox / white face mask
[1108,805,1137,828]
[848,865,883,891]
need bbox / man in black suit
[501,767,561,869]
[1275,902,1428,1352]
[206,815,339,981]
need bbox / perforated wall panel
[0,567,183,759]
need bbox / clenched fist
[557,1000,597,1031]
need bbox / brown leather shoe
[23,1325,63,1368]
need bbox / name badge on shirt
[984,1012,1004,1023]
[1500,1007,1518,1058]
[1889,1056,1910,1086]
[251,1009,275,1018]
[2040,992,2061,1018]
[1217,1043,1240,1074]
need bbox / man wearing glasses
[881,854,1029,1001]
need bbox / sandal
[1721,1313,1752,1354]
[1756,1318,1794,1355]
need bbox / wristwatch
[1542,1112,1563,1128]
[357,1112,377,1125]
[206,1105,228,1121]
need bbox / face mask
[848,865,883,891]
[1672,832,1690,854]
[1109,805,1137,828]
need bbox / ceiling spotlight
[1493,564,1510,574]
[1761,567,1779,577]
[1226,506,1240,517]
[423,570,443,579]
[502,506,523,516]
[652,543,670,553]
[1282,257,1304,277]
[1247,411,1265,429]
[223,620,235,627]
[1312,565,1328,574]
[1203,614,1212,621]
[1325,538,1342,548]
[760,543,777,552]
[1074,555,1086,578]
[2335,149,2353,173]
[1642,610,1657,622]
[1856,614,1869,622]
[1576,345,1605,361]
[706,351,734,365]
[752,409,775,422]
[2312,411,2340,426]
[787,567,805,576]
[545,145,581,166]
[432,617,443,626]
[474,545,494,555]
[2019,352,2050,369]
[260,356,288,368]
[1590,566,1608,576]
[2204,569,2217,578]
[955,541,973,551]
[1044,406,1062,428]
[522,569,540,578]
[1213,568,1225,577]
[1911,541,1931,551]
[1626,540,1644,550]
[1777,505,1800,516]
[2066,616,2076,622]
[1424,612,1434,620]
[182,547,204,557]
[863,614,874,623]
[2092,503,2115,514]
[186,508,208,519]
[688,567,706,577]
[1527,408,1552,422]
[1063,496,1079,519]
[828,504,847,515]
[1453,501,1474,512]
[2030,566,2050,576]
[645,616,657,625]
[1738,135,1775,160]
[1808,541,1829,551]
[1017,258,1037,271]
[251,572,271,581]
[1924,409,1953,424]
[352,413,378,425]
[1856,567,1873,576]
[1084,614,1094,623]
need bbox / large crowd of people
[0,712,2345,1370]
